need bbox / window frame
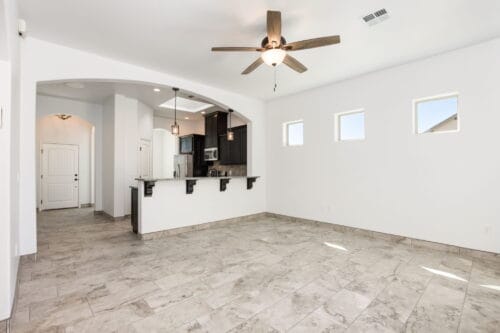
[413,92,460,135]
[283,120,304,147]
[335,109,366,142]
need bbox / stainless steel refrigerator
[173,154,193,178]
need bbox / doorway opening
[37,113,96,211]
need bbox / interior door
[139,139,152,178]
[41,143,79,210]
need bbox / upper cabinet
[204,111,227,148]
[219,125,247,165]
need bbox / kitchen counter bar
[135,175,264,235]
[136,176,256,182]
[136,176,259,196]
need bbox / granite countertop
[135,176,259,182]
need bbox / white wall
[102,95,154,217]
[138,100,153,141]
[36,95,103,208]
[0,0,20,321]
[115,94,138,216]
[102,96,115,216]
[0,59,12,320]
[266,38,500,254]
[152,128,176,178]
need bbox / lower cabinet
[130,186,138,234]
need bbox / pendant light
[227,109,234,141]
[171,87,180,136]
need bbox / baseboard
[265,212,500,262]
[95,210,129,221]
[80,203,94,208]
[139,212,267,240]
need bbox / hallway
[9,208,500,332]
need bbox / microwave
[204,147,218,161]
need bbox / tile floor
[9,208,500,332]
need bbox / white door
[41,143,79,210]
[139,139,152,178]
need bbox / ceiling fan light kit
[261,48,286,66]
[211,10,341,78]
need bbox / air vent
[363,8,389,26]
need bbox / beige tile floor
[9,208,500,332]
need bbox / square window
[414,94,458,134]
[284,120,303,146]
[336,110,365,141]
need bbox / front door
[41,143,79,210]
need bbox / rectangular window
[414,93,458,134]
[283,120,303,146]
[336,110,365,141]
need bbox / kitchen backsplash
[211,161,247,176]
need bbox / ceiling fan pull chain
[273,65,278,92]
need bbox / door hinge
[41,174,43,179]
[41,200,43,204]
[41,149,44,154]
[139,147,143,151]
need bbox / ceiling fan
[211,10,341,75]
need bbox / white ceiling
[21,0,500,100]
[37,81,221,121]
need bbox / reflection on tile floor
[11,208,500,332]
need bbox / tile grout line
[456,260,474,333]
[401,258,440,331]
[344,259,407,331]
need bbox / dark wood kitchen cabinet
[204,111,227,148]
[179,134,207,176]
[219,125,247,165]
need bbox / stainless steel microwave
[204,147,218,161]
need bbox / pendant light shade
[171,87,180,136]
[227,109,234,141]
[171,123,180,135]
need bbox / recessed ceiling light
[184,117,189,120]
[159,97,213,113]
[65,82,85,89]
[153,88,161,92]
[201,111,206,115]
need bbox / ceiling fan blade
[267,11,282,46]
[282,54,307,73]
[212,47,263,52]
[284,35,341,51]
[241,57,264,75]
